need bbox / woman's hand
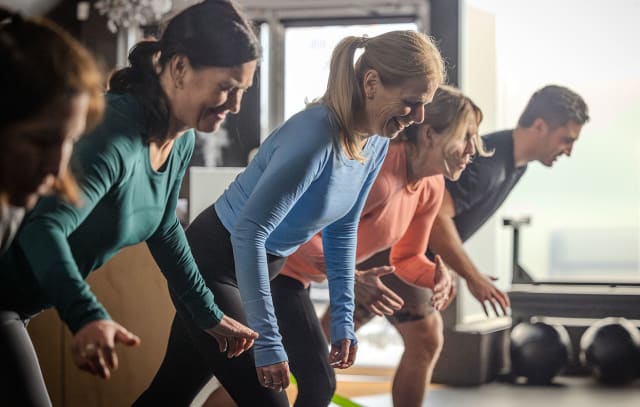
[71,320,141,379]
[204,314,259,358]
[329,338,358,369]
[257,361,290,392]
[354,265,404,316]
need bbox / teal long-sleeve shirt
[0,93,222,333]
[215,104,389,366]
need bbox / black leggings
[271,275,336,407]
[0,310,52,407]
[134,205,289,407]
[272,251,422,406]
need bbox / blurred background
[2,0,638,405]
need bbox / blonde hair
[402,85,492,158]
[317,31,445,162]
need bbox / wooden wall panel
[30,243,176,407]
[28,309,65,406]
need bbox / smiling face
[168,58,257,133]
[537,119,583,167]
[363,72,437,139]
[0,93,89,208]
[438,110,478,180]
[408,108,478,181]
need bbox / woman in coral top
[274,85,490,407]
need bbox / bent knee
[409,330,443,361]
[425,329,444,356]
[296,370,336,406]
[398,317,444,360]
[296,383,335,406]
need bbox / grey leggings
[0,310,52,407]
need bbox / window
[460,0,640,321]
[283,22,417,120]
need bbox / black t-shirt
[446,129,527,242]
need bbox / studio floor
[336,376,640,407]
[202,366,640,406]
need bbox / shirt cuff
[254,343,289,367]
[330,323,358,346]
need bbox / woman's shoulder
[107,92,146,133]
[365,135,390,167]
[426,174,445,197]
[264,104,338,153]
[282,104,338,135]
[416,174,445,208]
[73,94,146,165]
[298,103,333,121]
[425,173,445,189]
[382,142,405,167]
[172,129,196,162]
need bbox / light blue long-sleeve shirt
[215,104,388,366]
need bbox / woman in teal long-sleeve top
[0,1,259,404]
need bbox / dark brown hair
[109,0,261,142]
[518,85,589,129]
[0,8,105,204]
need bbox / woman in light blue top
[138,30,445,407]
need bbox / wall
[29,244,176,407]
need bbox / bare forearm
[430,214,482,283]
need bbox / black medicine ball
[510,321,572,384]
[580,317,640,385]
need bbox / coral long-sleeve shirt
[280,142,445,288]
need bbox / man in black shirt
[431,84,590,316]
